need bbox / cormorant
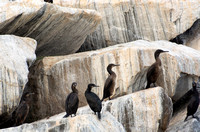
[12,92,34,126]
[101,64,120,101]
[184,82,200,121]
[85,83,102,120]
[44,0,53,3]
[63,82,79,118]
[146,49,168,89]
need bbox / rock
[26,40,200,122]
[0,0,101,56]
[78,87,172,131]
[170,19,200,51]
[0,112,125,132]
[0,35,36,116]
[166,107,200,132]
[54,0,200,51]
[0,87,172,132]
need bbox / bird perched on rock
[101,64,120,101]
[146,49,168,89]
[44,0,53,3]
[12,92,34,126]
[184,81,200,121]
[85,83,102,120]
[64,82,79,118]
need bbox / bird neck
[86,87,92,93]
[155,57,161,66]
[107,67,115,75]
[72,87,78,93]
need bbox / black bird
[101,64,120,101]
[44,0,53,3]
[85,83,102,120]
[64,82,79,118]
[184,82,200,121]
[146,49,168,89]
[12,92,34,126]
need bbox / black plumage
[12,92,34,126]
[44,0,53,3]
[101,64,119,101]
[146,49,168,89]
[184,82,200,121]
[64,82,79,118]
[85,83,102,120]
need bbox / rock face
[54,0,200,51]
[79,87,173,132]
[0,87,172,132]
[170,19,200,50]
[25,40,199,122]
[0,35,36,116]
[166,107,200,132]
[0,0,101,56]
[0,112,125,132]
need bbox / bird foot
[193,116,200,121]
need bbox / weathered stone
[53,0,200,51]
[0,0,101,56]
[170,19,200,51]
[25,40,200,122]
[0,112,125,132]
[0,35,36,116]
[79,87,172,131]
[0,87,172,132]
[166,107,200,132]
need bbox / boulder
[54,0,200,51]
[0,112,125,132]
[0,0,101,56]
[166,107,200,132]
[0,87,172,132]
[79,87,173,131]
[25,40,198,122]
[0,35,36,116]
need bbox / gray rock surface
[0,87,172,132]
[26,40,200,122]
[54,0,200,51]
[0,35,36,116]
[167,107,200,132]
[79,87,172,132]
[0,112,125,132]
[0,0,101,56]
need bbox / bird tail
[146,82,150,89]
[184,116,188,122]
[97,112,101,120]
[63,114,69,118]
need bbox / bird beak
[161,51,169,53]
[114,64,120,66]
[94,85,99,87]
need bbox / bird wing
[86,93,102,111]
[104,76,113,91]
[147,63,157,80]
[65,93,79,110]
[187,96,199,115]
[13,102,29,125]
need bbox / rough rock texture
[79,87,173,132]
[0,35,36,116]
[166,107,200,132]
[0,112,125,132]
[170,19,200,50]
[54,0,200,51]
[0,0,101,56]
[0,87,172,132]
[25,40,199,122]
